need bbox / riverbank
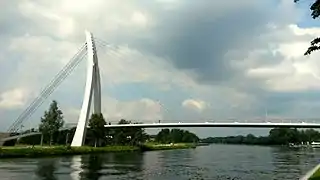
[141,143,196,151]
[309,168,320,180]
[0,146,139,158]
[0,143,196,158]
[301,164,320,180]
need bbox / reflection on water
[48,153,144,180]
[35,159,57,180]
[270,147,319,180]
[0,145,319,180]
[70,156,81,180]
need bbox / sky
[1,0,320,137]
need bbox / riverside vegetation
[1,100,199,158]
[4,100,320,159]
[293,1,320,179]
[201,128,320,146]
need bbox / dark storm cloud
[252,90,320,118]
[126,1,280,84]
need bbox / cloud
[96,44,200,90]
[102,97,163,122]
[246,25,320,92]
[2,0,320,136]
[182,99,207,112]
[63,97,163,124]
[0,88,31,109]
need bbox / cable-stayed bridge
[3,31,320,147]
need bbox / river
[0,144,319,180]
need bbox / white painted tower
[71,31,101,147]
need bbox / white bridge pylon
[71,31,101,147]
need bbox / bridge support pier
[71,31,101,147]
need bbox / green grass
[309,167,320,180]
[0,143,197,158]
[0,145,139,158]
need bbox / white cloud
[102,97,163,122]
[3,0,320,136]
[131,11,148,27]
[244,24,320,92]
[64,97,163,124]
[0,88,31,109]
[182,99,207,112]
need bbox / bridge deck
[104,122,320,128]
[3,122,320,143]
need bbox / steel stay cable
[9,40,143,132]
[9,51,88,132]
[8,44,88,132]
[9,52,88,132]
[8,42,125,132]
[8,49,87,131]
[8,45,87,129]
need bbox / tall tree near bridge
[295,0,320,55]
[88,113,107,147]
[39,100,64,146]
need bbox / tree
[88,113,107,147]
[39,100,64,146]
[106,119,148,145]
[295,0,320,55]
[155,129,199,144]
[201,128,320,145]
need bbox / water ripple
[0,145,319,180]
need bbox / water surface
[0,144,319,180]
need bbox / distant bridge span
[0,125,76,143]
[2,122,320,146]
[4,122,320,142]
[104,122,320,129]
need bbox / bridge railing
[103,118,320,124]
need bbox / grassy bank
[0,145,139,158]
[308,166,320,180]
[141,142,196,151]
[0,143,197,158]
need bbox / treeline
[18,115,149,147]
[201,128,320,145]
[11,100,199,147]
[154,129,199,143]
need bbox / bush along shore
[0,145,138,158]
[0,143,197,159]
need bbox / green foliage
[38,100,64,145]
[85,119,148,146]
[107,119,149,146]
[295,0,320,55]
[0,146,139,158]
[155,129,199,143]
[202,128,320,145]
[18,134,41,145]
[309,166,320,180]
[88,113,106,147]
